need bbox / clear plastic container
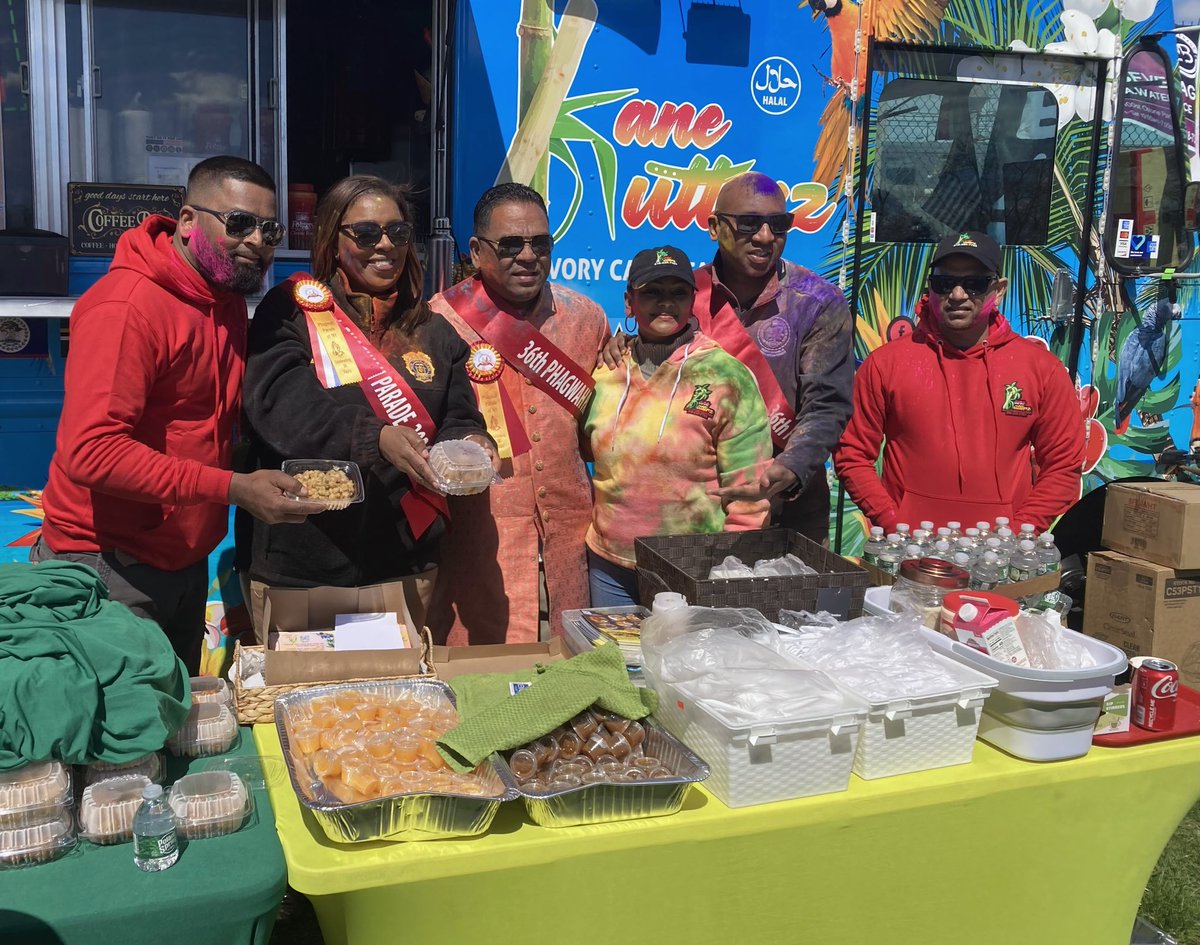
[84,752,164,786]
[168,771,252,839]
[190,676,234,707]
[890,558,969,629]
[280,459,365,510]
[78,775,152,844]
[0,762,71,827]
[428,439,497,495]
[168,702,239,758]
[0,808,76,868]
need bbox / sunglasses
[928,274,996,296]
[191,206,285,246]
[714,212,794,236]
[476,234,554,259]
[339,221,414,249]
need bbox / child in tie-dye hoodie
[583,246,773,607]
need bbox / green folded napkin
[437,643,657,772]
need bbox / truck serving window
[871,78,1058,245]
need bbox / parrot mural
[803,0,950,192]
[1114,297,1176,436]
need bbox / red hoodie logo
[684,383,716,419]
[1002,381,1033,417]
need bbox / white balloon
[1118,0,1156,22]
[1061,10,1101,54]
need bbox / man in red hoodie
[833,231,1084,533]
[34,156,323,672]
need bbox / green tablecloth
[0,729,286,945]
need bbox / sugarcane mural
[452,0,1200,552]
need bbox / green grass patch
[1142,800,1200,944]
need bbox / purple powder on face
[191,225,265,295]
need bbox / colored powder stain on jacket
[585,334,772,568]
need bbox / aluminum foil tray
[275,680,519,843]
[518,722,709,828]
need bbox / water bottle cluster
[863,516,1061,590]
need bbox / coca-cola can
[1133,658,1179,731]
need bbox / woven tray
[231,627,436,725]
[635,529,870,620]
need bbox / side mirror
[1185,180,1200,232]
[1103,41,1194,275]
[1049,267,1076,325]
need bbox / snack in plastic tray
[428,439,497,496]
[168,771,252,839]
[84,752,164,786]
[280,459,365,510]
[78,775,152,844]
[282,686,504,804]
[0,809,76,868]
[168,702,239,758]
[0,762,71,827]
[190,676,234,706]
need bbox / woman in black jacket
[241,175,495,635]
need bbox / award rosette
[466,342,505,383]
[293,279,334,312]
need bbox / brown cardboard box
[431,639,567,681]
[261,583,425,685]
[858,559,1060,600]
[1102,481,1200,570]
[1083,550,1200,689]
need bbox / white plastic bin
[650,677,867,808]
[863,585,892,617]
[919,626,1128,761]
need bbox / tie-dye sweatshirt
[584,333,773,568]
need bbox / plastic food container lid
[168,703,239,757]
[78,774,151,842]
[899,557,970,589]
[84,752,164,786]
[169,771,251,834]
[428,439,497,495]
[0,762,71,816]
[0,809,76,868]
[200,755,287,792]
[190,676,233,706]
[280,459,365,508]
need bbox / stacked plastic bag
[708,554,816,579]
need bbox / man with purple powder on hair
[604,171,853,542]
[36,156,324,673]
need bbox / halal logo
[750,56,801,115]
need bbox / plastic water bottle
[903,543,924,562]
[996,526,1016,555]
[919,520,935,536]
[975,521,992,542]
[985,537,1010,579]
[912,529,932,555]
[945,521,963,542]
[1019,523,1037,541]
[877,534,903,575]
[936,527,952,544]
[963,526,981,549]
[133,783,179,872]
[1008,539,1039,583]
[895,523,911,542]
[994,516,1011,533]
[952,551,973,576]
[932,539,953,559]
[955,537,975,564]
[1035,532,1061,574]
[863,526,886,565]
[969,551,1003,590]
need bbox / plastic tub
[169,771,253,839]
[863,585,891,617]
[920,626,1129,761]
[428,439,497,495]
[649,674,866,808]
[0,762,71,827]
[78,775,151,844]
[84,752,164,786]
[190,676,234,707]
[0,809,76,868]
[280,459,365,510]
[168,702,239,758]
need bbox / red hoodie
[832,300,1084,533]
[41,216,247,570]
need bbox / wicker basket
[231,627,437,725]
[634,529,870,620]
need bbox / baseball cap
[930,231,1002,274]
[627,245,695,289]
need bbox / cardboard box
[261,583,424,685]
[1102,482,1200,570]
[1083,550,1200,689]
[858,559,1060,601]
[430,639,567,681]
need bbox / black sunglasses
[191,206,285,246]
[714,212,794,236]
[339,221,414,249]
[929,274,996,296]
[476,234,554,259]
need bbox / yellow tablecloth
[255,724,1200,945]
